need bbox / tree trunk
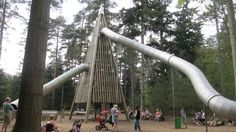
[226,0,236,99]
[213,0,224,94]
[52,27,59,109]
[140,24,144,112]
[131,68,134,109]
[0,0,6,60]
[13,0,50,131]
[221,4,229,34]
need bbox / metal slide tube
[101,27,236,120]
[11,63,89,109]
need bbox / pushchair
[69,119,83,132]
[95,115,114,130]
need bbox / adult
[1,97,14,132]
[134,106,141,131]
[110,104,118,132]
[180,107,187,128]
[127,107,134,120]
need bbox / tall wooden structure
[71,7,128,122]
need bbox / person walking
[1,97,14,132]
[110,104,118,132]
[134,106,141,131]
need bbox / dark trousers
[134,119,141,131]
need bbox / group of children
[192,110,206,125]
[191,110,225,127]
[128,107,165,122]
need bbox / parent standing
[180,107,187,128]
[1,97,14,132]
[134,106,141,131]
[110,104,118,132]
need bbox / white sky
[0,0,216,75]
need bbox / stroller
[95,115,114,130]
[69,119,83,132]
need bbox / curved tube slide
[100,27,236,120]
[11,63,89,109]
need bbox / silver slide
[100,27,236,120]
[11,63,89,109]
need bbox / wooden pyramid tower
[71,7,128,122]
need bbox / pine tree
[13,0,50,131]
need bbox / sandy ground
[2,114,236,132]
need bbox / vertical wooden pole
[171,66,176,128]
[118,78,129,121]
[69,91,76,120]
[85,14,102,122]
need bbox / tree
[82,0,117,28]
[47,16,66,109]
[0,69,8,101]
[61,9,90,68]
[144,1,203,113]
[226,0,236,99]
[43,60,64,110]
[121,47,140,109]
[13,0,51,131]
[178,0,236,100]
[0,70,21,103]
[202,0,230,95]
[173,3,203,63]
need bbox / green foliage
[43,58,75,110]
[121,48,140,107]
[144,1,203,114]
[146,74,172,113]
[0,69,9,102]
[0,69,21,102]
[61,9,91,65]
[195,34,234,100]
[82,0,117,30]
[173,71,202,111]
[173,4,203,63]
[178,0,186,6]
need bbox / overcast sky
[0,0,216,75]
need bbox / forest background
[0,0,234,117]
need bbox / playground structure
[11,6,236,122]
[69,6,128,121]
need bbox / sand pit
[48,114,235,132]
[3,114,236,132]
[52,119,236,132]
